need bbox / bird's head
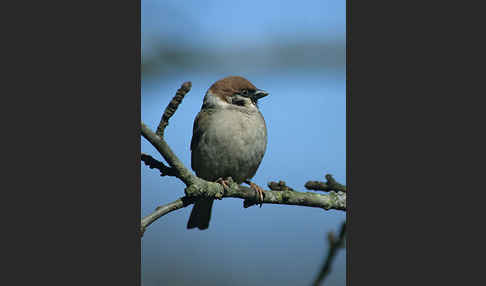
[203,76,269,110]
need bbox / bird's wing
[190,109,213,172]
[191,109,208,151]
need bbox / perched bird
[187,76,269,230]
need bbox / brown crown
[208,76,257,101]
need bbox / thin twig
[268,180,297,192]
[141,153,177,177]
[156,81,192,138]
[312,221,346,286]
[305,174,346,192]
[140,197,195,236]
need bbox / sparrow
[187,76,269,230]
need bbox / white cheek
[203,91,229,108]
[203,91,259,111]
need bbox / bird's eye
[241,89,248,95]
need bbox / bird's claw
[246,181,264,207]
[215,177,230,192]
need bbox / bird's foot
[244,180,264,207]
[215,177,231,192]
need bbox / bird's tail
[187,198,214,230]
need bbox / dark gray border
[346,0,478,285]
[9,1,142,285]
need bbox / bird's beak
[252,89,269,100]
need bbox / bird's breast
[191,109,267,183]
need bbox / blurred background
[141,0,346,285]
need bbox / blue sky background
[141,1,346,285]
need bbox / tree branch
[231,185,346,210]
[139,173,346,235]
[312,221,346,286]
